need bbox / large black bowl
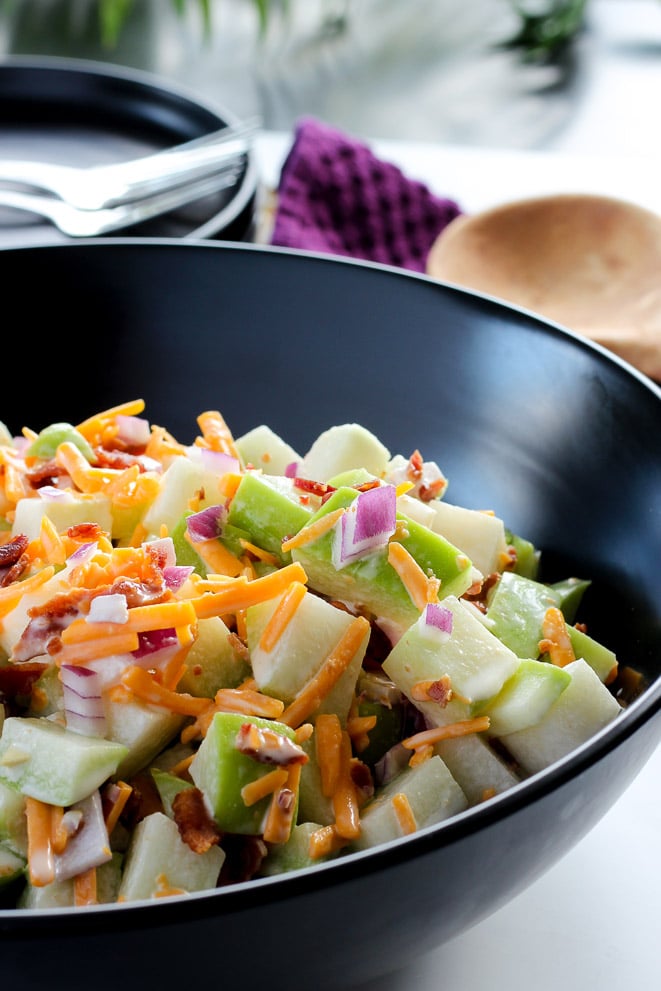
[0,240,659,990]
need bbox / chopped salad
[0,400,628,908]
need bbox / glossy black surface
[0,241,659,990]
[0,57,258,244]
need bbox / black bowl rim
[0,238,659,928]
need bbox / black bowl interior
[0,240,659,989]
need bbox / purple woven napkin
[270,117,463,273]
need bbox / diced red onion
[332,485,396,569]
[421,602,453,643]
[66,541,98,566]
[186,504,227,542]
[199,447,240,476]
[54,790,112,883]
[163,565,194,591]
[37,485,74,503]
[132,627,181,674]
[374,742,410,787]
[61,664,107,737]
[86,593,128,625]
[115,414,151,448]
[284,461,300,478]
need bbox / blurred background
[1,0,660,155]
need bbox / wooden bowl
[426,193,661,381]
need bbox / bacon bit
[315,713,343,797]
[258,581,307,652]
[227,630,250,661]
[25,797,55,887]
[349,758,374,807]
[407,450,424,479]
[241,767,289,807]
[411,675,453,707]
[418,478,446,502]
[102,780,133,835]
[280,615,371,728]
[73,867,98,906]
[391,792,418,835]
[292,477,336,498]
[0,533,29,569]
[235,721,309,767]
[462,572,500,611]
[172,786,222,854]
[309,824,351,859]
[262,764,301,844]
[402,716,491,751]
[387,541,432,611]
[280,508,345,553]
[26,460,68,489]
[196,409,238,458]
[539,606,576,667]
[121,665,210,717]
[0,661,49,706]
[500,545,518,571]
[190,561,308,620]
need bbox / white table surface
[253,128,661,991]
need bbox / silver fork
[0,168,242,237]
[0,117,259,211]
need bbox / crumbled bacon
[235,722,309,767]
[227,631,250,661]
[12,586,94,662]
[93,447,146,470]
[0,660,49,714]
[462,572,500,612]
[407,450,424,479]
[0,534,30,586]
[25,460,68,488]
[349,758,374,805]
[418,478,446,502]
[172,786,222,854]
[109,577,166,609]
[67,522,106,543]
[293,477,336,498]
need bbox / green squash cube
[189,712,299,835]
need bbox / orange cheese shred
[280,615,370,728]
[121,665,210,717]
[280,508,345,553]
[241,768,289,807]
[308,824,350,860]
[61,599,198,645]
[0,565,56,619]
[258,580,307,652]
[315,713,343,797]
[25,797,56,888]
[190,561,308,620]
[53,630,140,666]
[331,730,361,840]
[104,781,133,836]
[262,763,302,844]
[402,716,491,751]
[387,540,433,611]
[73,867,98,907]
[539,606,576,667]
[391,792,418,835]
[196,410,239,458]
